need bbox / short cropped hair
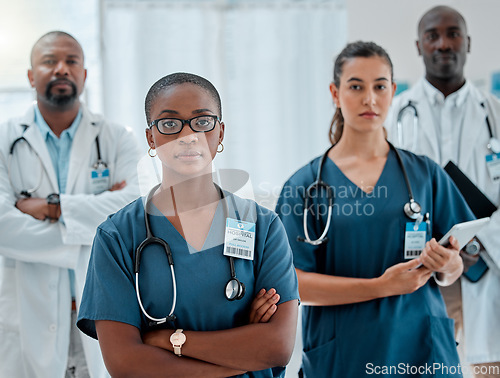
[145,72,222,125]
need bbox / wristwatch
[170,329,186,356]
[465,239,481,256]
[46,193,60,221]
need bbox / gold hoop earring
[217,143,224,153]
[148,147,157,157]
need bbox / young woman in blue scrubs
[77,73,299,377]
[276,42,474,377]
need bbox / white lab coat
[386,78,500,364]
[0,104,141,377]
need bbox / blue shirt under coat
[35,104,82,299]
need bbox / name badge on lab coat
[90,167,110,194]
[224,218,255,261]
[485,153,500,181]
[404,222,427,259]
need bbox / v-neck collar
[325,148,394,197]
[149,200,224,254]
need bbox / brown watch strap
[47,203,58,220]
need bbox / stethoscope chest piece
[488,137,500,154]
[403,199,422,220]
[225,255,245,301]
[225,278,245,301]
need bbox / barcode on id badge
[406,249,422,257]
[226,246,251,258]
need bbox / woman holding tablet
[276,41,475,377]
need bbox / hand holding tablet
[414,218,490,269]
[438,218,490,249]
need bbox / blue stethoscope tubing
[135,183,246,326]
[298,141,422,246]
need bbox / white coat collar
[456,84,488,168]
[422,79,470,108]
[65,105,102,194]
[401,79,487,168]
[18,103,103,195]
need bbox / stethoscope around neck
[298,141,422,246]
[482,102,500,154]
[135,183,245,327]
[8,128,106,198]
[396,100,500,154]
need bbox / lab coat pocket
[88,165,111,195]
[302,337,337,378]
[429,316,461,377]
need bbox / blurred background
[0,0,497,375]
[3,0,500,209]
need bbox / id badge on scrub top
[90,166,110,194]
[485,153,500,181]
[224,218,255,261]
[404,222,428,259]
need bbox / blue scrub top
[78,190,299,378]
[276,148,475,378]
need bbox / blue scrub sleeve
[254,215,299,305]
[77,224,141,339]
[275,180,321,274]
[430,162,476,237]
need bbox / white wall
[346,0,500,92]
[0,0,102,120]
[101,1,347,204]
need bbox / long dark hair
[328,41,394,145]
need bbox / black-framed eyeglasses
[149,115,220,135]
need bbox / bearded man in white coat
[0,31,141,377]
[386,6,500,377]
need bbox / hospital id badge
[224,218,255,261]
[485,153,500,181]
[90,167,110,194]
[404,222,427,259]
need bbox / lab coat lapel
[458,91,486,168]
[20,109,59,193]
[412,80,441,161]
[65,107,101,194]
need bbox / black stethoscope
[135,184,246,326]
[481,102,500,154]
[8,126,106,197]
[298,141,422,246]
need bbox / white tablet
[439,217,490,249]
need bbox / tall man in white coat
[0,31,141,377]
[386,6,500,377]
